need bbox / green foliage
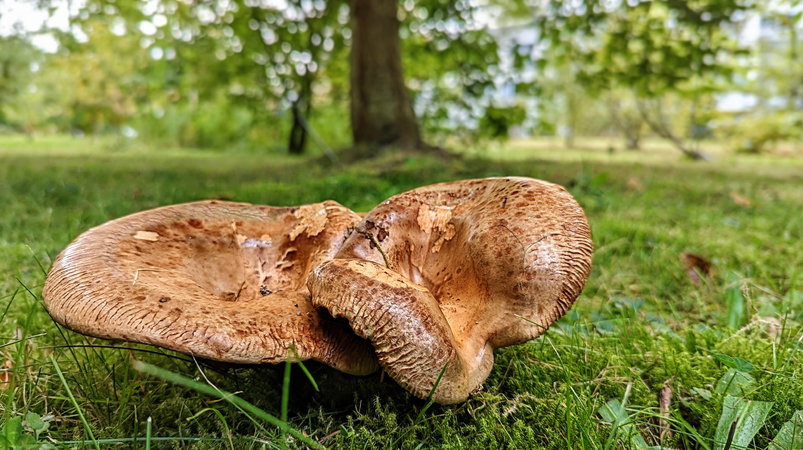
[2,0,798,153]
[523,0,788,156]
[0,412,55,449]
[0,35,40,130]
[49,0,515,148]
[724,273,748,329]
[533,0,753,96]
[728,111,803,154]
[133,360,325,449]
[597,399,655,449]
[400,0,507,139]
[477,104,526,139]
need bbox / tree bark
[636,99,709,160]
[288,101,308,154]
[350,0,421,149]
[288,78,312,155]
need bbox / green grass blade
[296,360,319,392]
[281,361,291,423]
[725,273,747,329]
[0,332,46,350]
[50,355,100,450]
[186,408,234,449]
[145,416,152,450]
[132,360,324,449]
[598,398,650,449]
[415,364,448,424]
[280,361,292,449]
[714,395,773,450]
[0,288,19,323]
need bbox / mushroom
[43,200,378,375]
[308,177,593,403]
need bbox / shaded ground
[1,137,801,448]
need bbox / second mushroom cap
[309,177,593,404]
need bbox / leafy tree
[605,89,645,150]
[752,5,802,110]
[531,0,755,158]
[180,0,350,153]
[0,35,39,131]
[728,3,803,153]
[402,0,505,142]
[45,19,147,134]
[61,0,509,153]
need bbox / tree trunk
[288,102,308,154]
[288,77,312,155]
[636,99,709,160]
[350,0,421,149]
[625,136,641,150]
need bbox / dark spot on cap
[377,228,389,242]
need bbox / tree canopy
[2,0,800,155]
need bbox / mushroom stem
[309,259,491,404]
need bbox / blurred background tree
[0,0,800,156]
[0,34,40,133]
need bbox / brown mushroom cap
[309,177,593,403]
[43,200,378,375]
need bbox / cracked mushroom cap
[308,177,593,403]
[43,200,378,375]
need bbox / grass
[0,135,801,448]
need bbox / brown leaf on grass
[729,191,752,208]
[658,378,674,443]
[626,177,643,192]
[681,252,712,285]
[0,359,12,390]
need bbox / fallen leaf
[729,191,752,208]
[681,252,712,285]
[0,359,12,389]
[626,177,643,192]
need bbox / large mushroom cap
[44,200,378,375]
[309,177,593,403]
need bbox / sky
[0,0,77,51]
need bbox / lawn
[1,136,801,448]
